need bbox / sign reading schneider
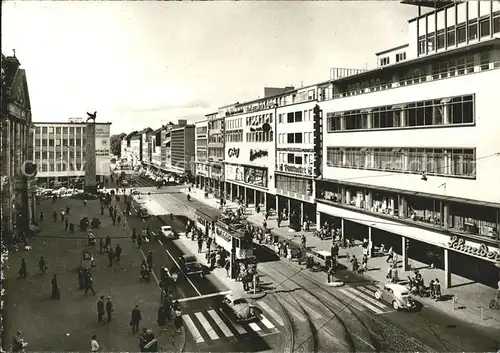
[448,236,500,261]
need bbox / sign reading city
[448,236,500,262]
[228,148,240,158]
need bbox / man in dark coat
[108,248,114,267]
[115,244,122,263]
[78,268,85,289]
[84,272,96,295]
[130,305,142,333]
[97,296,105,322]
[105,235,111,252]
[18,258,27,279]
[51,274,60,299]
[106,296,113,322]
[147,251,153,272]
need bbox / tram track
[270,259,438,353]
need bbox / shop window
[468,20,478,41]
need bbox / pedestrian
[132,228,137,242]
[97,296,105,322]
[174,307,183,332]
[130,304,142,333]
[39,211,45,222]
[99,238,104,253]
[66,205,71,215]
[157,305,166,326]
[139,328,148,352]
[225,260,230,277]
[60,210,65,222]
[206,236,212,251]
[117,214,121,224]
[327,263,336,283]
[106,296,113,322]
[78,268,85,289]
[277,216,281,228]
[38,256,48,274]
[85,272,96,296]
[115,244,122,263]
[100,206,104,216]
[147,250,153,271]
[137,234,143,248]
[197,238,203,253]
[53,211,57,222]
[108,247,114,267]
[64,217,69,230]
[90,334,99,352]
[50,274,60,299]
[434,279,441,301]
[301,234,306,248]
[105,235,111,252]
[83,199,87,207]
[18,258,27,279]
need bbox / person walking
[39,211,45,222]
[90,335,99,352]
[147,250,153,272]
[197,237,203,253]
[105,235,111,252]
[106,296,113,322]
[130,305,142,333]
[78,268,85,290]
[18,258,27,279]
[108,248,114,267]
[51,274,60,300]
[38,256,48,274]
[115,244,122,263]
[137,233,143,249]
[97,296,105,322]
[84,272,96,296]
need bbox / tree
[110,135,122,157]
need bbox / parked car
[374,283,417,311]
[130,189,141,196]
[220,294,256,323]
[160,225,175,239]
[178,255,203,277]
[121,179,129,186]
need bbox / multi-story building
[120,131,138,164]
[1,53,36,238]
[275,85,320,223]
[128,133,141,167]
[170,124,195,176]
[206,111,225,195]
[140,127,152,164]
[194,119,209,186]
[315,0,500,288]
[150,127,163,168]
[223,98,276,210]
[32,119,112,186]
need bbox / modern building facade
[32,119,112,185]
[194,119,209,186]
[120,131,138,164]
[1,53,36,239]
[316,0,500,288]
[206,111,225,195]
[170,124,195,175]
[140,127,153,164]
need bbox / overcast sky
[2,1,417,134]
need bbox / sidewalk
[182,186,500,329]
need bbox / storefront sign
[244,166,268,187]
[228,148,240,158]
[448,236,500,261]
[225,164,245,182]
[249,149,268,162]
[215,226,232,243]
[280,164,313,176]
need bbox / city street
[132,178,500,353]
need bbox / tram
[195,207,220,239]
[214,218,254,261]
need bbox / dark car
[178,255,203,277]
[138,207,149,218]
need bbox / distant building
[32,119,112,185]
[194,119,209,186]
[170,124,195,175]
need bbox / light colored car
[160,225,175,239]
[221,294,256,322]
[374,283,416,311]
[130,189,141,196]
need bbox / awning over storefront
[317,202,499,263]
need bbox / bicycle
[489,296,500,310]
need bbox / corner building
[316,0,500,288]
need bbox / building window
[48,127,54,134]
[494,11,500,33]
[436,29,445,49]
[35,127,41,134]
[69,127,75,135]
[48,139,54,147]
[49,163,55,172]
[447,26,456,46]
[395,52,406,62]
[480,52,490,71]
[457,23,466,43]
[468,20,478,41]
[56,127,61,134]
[35,139,41,146]
[427,33,435,52]
[55,140,61,146]
[418,36,425,54]
[479,17,490,37]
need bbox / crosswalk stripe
[281,299,306,322]
[366,284,380,292]
[345,287,387,311]
[195,312,219,340]
[182,314,204,343]
[207,310,234,338]
[257,302,284,326]
[249,322,262,332]
[338,288,384,315]
[260,315,277,331]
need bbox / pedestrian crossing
[182,306,281,345]
[337,284,393,315]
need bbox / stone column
[399,195,407,218]
[244,187,247,207]
[443,202,449,229]
[368,226,372,258]
[300,202,304,225]
[365,191,373,210]
[443,248,451,288]
[345,190,351,204]
[341,218,345,239]
[84,122,97,194]
[287,199,291,217]
[316,210,320,228]
[254,189,257,208]
[263,192,267,211]
[276,194,279,214]
[402,237,409,271]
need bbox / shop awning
[196,207,221,222]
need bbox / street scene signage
[244,166,268,187]
[448,236,500,262]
